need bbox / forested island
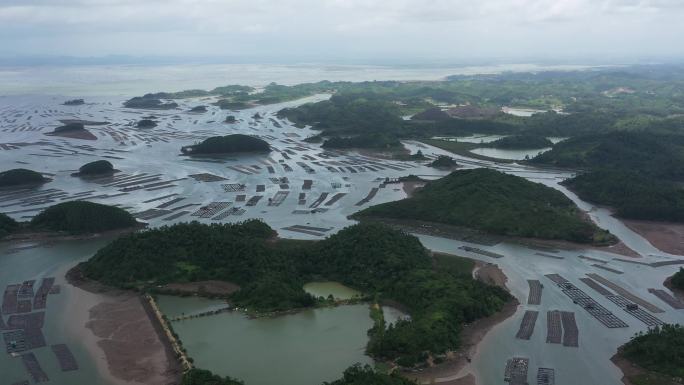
[1,201,137,239]
[123,96,179,109]
[672,268,684,290]
[0,168,48,188]
[136,119,158,128]
[532,132,684,222]
[428,155,457,169]
[616,324,684,385]
[72,160,115,177]
[30,201,137,234]
[181,134,271,155]
[354,168,612,244]
[79,220,510,367]
[46,122,97,140]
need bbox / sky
[0,0,682,64]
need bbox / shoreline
[404,260,517,385]
[354,216,637,257]
[611,351,680,385]
[406,298,519,385]
[664,276,684,302]
[1,223,144,247]
[623,218,684,256]
[66,266,182,385]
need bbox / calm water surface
[157,296,374,385]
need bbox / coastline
[611,351,680,385]
[405,260,518,385]
[623,219,684,256]
[1,223,145,247]
[66,266,182,385]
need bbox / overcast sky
[1,0,682,64]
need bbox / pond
[303,281,361,300]
[156,296,374,385]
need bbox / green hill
[181,134,270,155]
[30,201,137,234]
[532,132,684,222]
[76,160,115,176]
[530,132,684,179]
[80,220,510,366]
[354,168,610,244]
[0,213,19,239]
[0,169,48,188]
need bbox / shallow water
[156,296,373,385]
[0,239,117,385]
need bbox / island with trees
[614,324,684,385]
[72,160,116,177]
[30,201,138,234]
[63,99,85,106]
[0,168,49,188]
[428,155,457,169]
[45,122,98,140]
[671,268,684,291]
[353,168,613,244]
[181,134,271,155]
[78,220,511,368]
[136,119,158,128]
[124,96,179,109]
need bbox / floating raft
[546,310,562,344]
[458,246,504,259]
[515,310,539,340]
[537,368,555,385]
[21,352,49,383]
[504,357,529,384]
[560,311,579,347]
[545,274,628,328]
[52,344,78,371]
[527,280,543,305]
[648,288,684,309]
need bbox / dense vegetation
[137,119,157,128]
[181,134,270,155]
[0,168,47,187]
[486,134,553,149]
[81,220,510,365]
[77,160,114,176]
[428,155,457,168]
[533,132,684,222]
[323,365,416,385]
[621,324,684,379]
[672,268,684,290]
[354,168,611,244]
[30,201,137,234]
[0,213,18,239]
[181,369,244,385]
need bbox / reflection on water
[156,296,373,385]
